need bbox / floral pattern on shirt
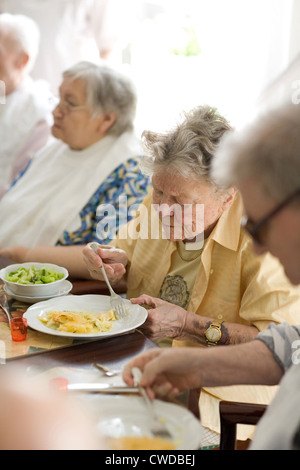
[56,157,151,246]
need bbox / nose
[158,201,175,218]
[52,102,64,118]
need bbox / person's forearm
[180,311,259,345]
[197,340,283,387]
[24,246,91,279]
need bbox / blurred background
[1,0,300,133]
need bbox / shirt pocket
[195,294,247,325]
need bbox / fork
[93,362,120,377]
[132,367,173,440]
[90,243,127,319]
[0,293,12,325]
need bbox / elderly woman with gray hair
[0,61,151,276]
[83,105,300,346]
[0,13,54,197]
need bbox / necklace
[176,240,206,261]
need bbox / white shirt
[0,131,142,247]
[251,322,300,450]
[0,0,126,93]
[0,76,54,196]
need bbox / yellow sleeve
[240,245,300,331]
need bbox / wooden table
[0,256,255,449]
[0,254,152,373]
[0,255,228,449]
[4,330,200,419]
[5,329,155,371]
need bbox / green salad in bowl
[0,262,68,297]
[5,265,65,285]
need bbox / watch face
[206,326,221,342]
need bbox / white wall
[289,0,300,63]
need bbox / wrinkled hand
[131,294,187,341]
[0,246,29,263]
[122,348,202,401]
[82,243,128,282]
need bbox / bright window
[118,0,296,133]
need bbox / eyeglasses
[241,188,300,245]
[56,99,88,114]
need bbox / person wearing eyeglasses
[122,102,300,450]
[0,61,151,275]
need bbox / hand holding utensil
[90,243,127,319]
[132,367,173,440]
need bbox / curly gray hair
[63,61,137,136]
[140,105,233,188]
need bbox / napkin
[27,366,126,388]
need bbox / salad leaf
[5,265,64,285]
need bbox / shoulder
[104,157,151,190]
[113,156,145,176]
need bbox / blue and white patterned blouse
[56,156,151,246]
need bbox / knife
[67,382,139,394]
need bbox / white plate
[4,280,73,303]
[83,394,205,450]
[23,294,147,338]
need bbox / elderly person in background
[122,102,300,450]
[83,105,300,347]
[0,13,54,197]
[0,0,127,94]
[0,61,151,277]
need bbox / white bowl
[0,262,69,297]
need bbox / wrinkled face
[239,178,300,285]
[151,171,231,243]
[52,76,109,150]
[0,27,23,93]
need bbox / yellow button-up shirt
[111,191,300,338]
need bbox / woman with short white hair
[0,61,151,277]
[83,105,300,346]
[0,12,54,196]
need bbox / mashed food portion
[106,435,175,450]
[39,309,117,334]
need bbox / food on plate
[106,435,176,450]
[39,309,116,333]
[5,265,64,285]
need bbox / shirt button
[210,269,214,274]
[218,314,223,320]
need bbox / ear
[15,51,29,70]
[97,112,117,135]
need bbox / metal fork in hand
[90,243,127,319]
[132,367,173,440]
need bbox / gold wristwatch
[205,320,223,346]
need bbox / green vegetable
[5,265,64,285]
